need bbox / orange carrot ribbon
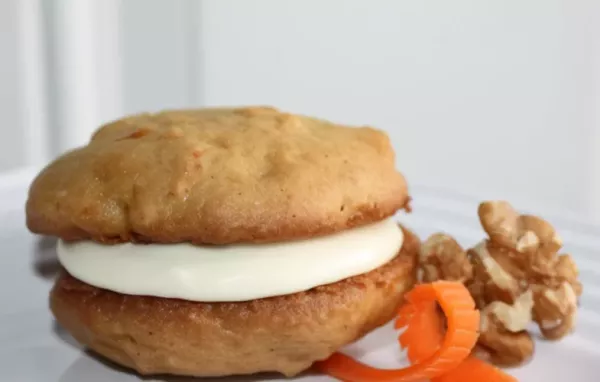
[397,286,517,382]
[316,281,480,381]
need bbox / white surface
[2,174,600,381]
[57,218,402,302]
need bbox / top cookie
[26,107,409,244]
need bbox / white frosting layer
[57,218,403,302]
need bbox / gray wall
[0,0,28,171]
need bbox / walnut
[487,289,534,332]
[419,233,473,283]
[477,290,535,366]
[478,201,562,255]
[554,254,583,297]
[527,254,582,296]
[477,331,535,367]
[477,201,582,340]
[532,282,578,340]
[468,241,524,306]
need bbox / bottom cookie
[50,227,419,378]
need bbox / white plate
[2,180,600,381]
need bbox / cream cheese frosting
[57,218,403,302]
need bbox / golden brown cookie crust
[50,226,419,377]
[26,107,408,244]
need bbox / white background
[2,0,600,221]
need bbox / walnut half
[532,282,578,340]
[478,201,582,341]
[478,201,562,255]
[478,290,535,366]
[468,240,523,307]
[419,233,473,283]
